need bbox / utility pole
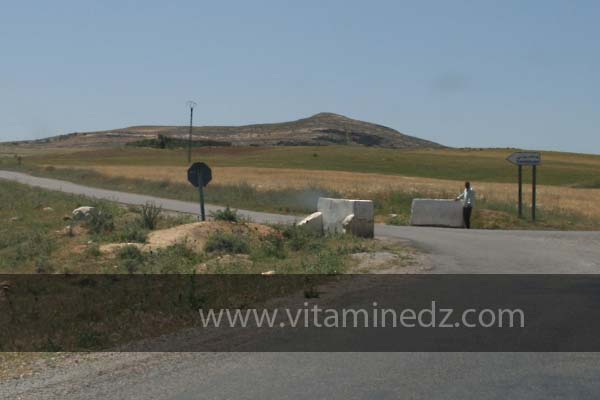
[186,100,197,163]
[532,165,537,222]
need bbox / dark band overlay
[1,274,599,352]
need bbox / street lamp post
[186,101,197,163]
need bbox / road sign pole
[198,186,205,221]
[532,165,537,222]
[198,178,205,221]
[518,165,523,218]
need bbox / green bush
[210,206,241,222]
[86,208,114,234]
[117,245,145,273]
[258,233,286,259]
[205,232,250,254]
[116,223,148,243]
[281,224,321,251]
[140,201,162,230]
[148,244,200,273]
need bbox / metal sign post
[187,162,212,221]
[506,152,541,222]
[518,165,523,218]
[198,178,205,221]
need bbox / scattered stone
[42,207,54,212]
[261,270,275,276]
[296,211,323,235]
[72,206,96,220]
[9,216,19,222]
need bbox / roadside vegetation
[0,180,410,274]
[0,181,414,359]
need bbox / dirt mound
[100,221,277,255]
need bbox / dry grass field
[3,145,600,228]
[69,165,600,220]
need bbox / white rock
[72,206,96,220]
[297,211,323,235]
[317,198,374,238]
[410,199,464,228]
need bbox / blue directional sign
[506,152,541,166]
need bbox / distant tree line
[127,134,231,149]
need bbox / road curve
[2,169,599,273]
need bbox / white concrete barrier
[317,198,374,238]
[410,199,464,228]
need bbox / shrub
[140,202,162,230]
[116,224,148,243]
[149,244,199,273]
[210,206,241,222]
[85,243,101,258]
[35,256,54,273]
[281,224,321,251]
[205,232,250,254]
[258,233,286,259]
[117,245,145,273]
[86,208,114,234]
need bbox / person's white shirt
[456,187,475,207]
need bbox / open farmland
[6,145,600,186]
[2,145,600,229]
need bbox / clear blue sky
[1,1,599,153]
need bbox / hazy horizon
[1,1,599,154]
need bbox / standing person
[455,181,476,229]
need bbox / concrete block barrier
[410,199,464,228]
[317,198,374,238]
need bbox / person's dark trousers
[463,206,472,229]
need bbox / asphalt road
[2,170,600,399]
[2,169,599,274]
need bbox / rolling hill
[12,113,443,149]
